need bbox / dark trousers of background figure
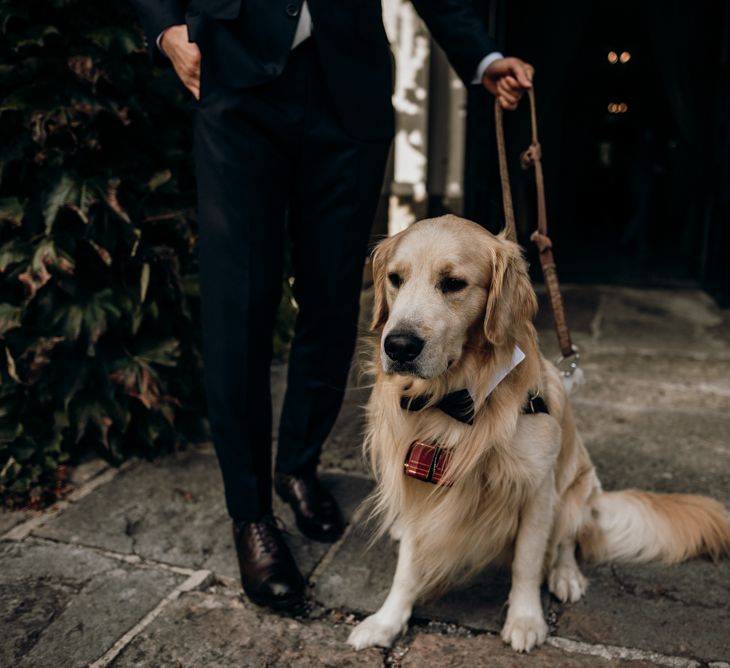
[193,38,392,522]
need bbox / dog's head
[371,215,536,379]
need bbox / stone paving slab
[0,539,185,668]
[534,285,730,360]
[573,403,730,505]
[112,589,382,668]
[0,459,111,537]
[0,507,34,535]
[34,447,372,581]
[582,351,730,391]
[320,385,372,475]
[596,288,730,355]
[573,363,730,415]
[534,285,602,339]
[555,561,730,663]
[314,523,513,634]
[399,632,663,667]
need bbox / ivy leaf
[0,304,22,336]
[0,420,23,446]
[136,338,180,367]
[0,4,30,31]
[72,394,113,448]
[13,26,61,51]
[17,239,56,302]
[23,336,66,385]
[53,303,84,341]
[0,240,30,273]
[103,178,131,223]
[0,456,21,487]
[65,180,97,224]
[32,238,57,273]
[0,135,29,182]
[88,239,112,266]
[140,262,150,302]
[85,27,140,55]
[0,197,24,226]
[148,170,171,192]
[82,288,122,346]
[5,346,21,383]
[112,361,161,409]
[11,438,39,463]
[42,173,79,234]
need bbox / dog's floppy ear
[370,234,399,331]
[483,236,537,346]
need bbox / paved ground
[2,285,730,667]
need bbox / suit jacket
[131,0,497,141]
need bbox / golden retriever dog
[347,215,730,653]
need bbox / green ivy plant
[0,0,296,506]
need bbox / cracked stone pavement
[2,285,729,667]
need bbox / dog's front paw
[501,614,548,653]
[548,565,587,603]
[347,613,405,650]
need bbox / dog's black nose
[384,332,425,363]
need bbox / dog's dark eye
[439,276,468,293]
[388,272,403,288]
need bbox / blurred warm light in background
[607,50,632,64]
[607,102,629,113]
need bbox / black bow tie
[400,389,549,425]
[400,389,475,424]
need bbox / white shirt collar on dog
[471,344,525,401]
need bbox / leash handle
[494,88,577,364]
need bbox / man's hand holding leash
[483,57,534,109]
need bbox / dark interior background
[461,0,730,304]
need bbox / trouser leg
[275,47,392,475]
[193,91,289,522]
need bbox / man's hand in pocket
[160,25,201,100]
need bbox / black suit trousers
[193,39,392,522]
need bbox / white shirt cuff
[156,30,169,57]
[472,51,504,84]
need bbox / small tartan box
[403,440,452,486]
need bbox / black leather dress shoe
[232,517,305,611]
[274,472,345,543]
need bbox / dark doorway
[555,2,681,283]
[464,0,730,295]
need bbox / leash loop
[494,87,579,372]
[520,142,541,169]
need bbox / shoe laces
[250,515,288,553]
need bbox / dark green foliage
[0,0,294,505]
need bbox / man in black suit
[132,0,533,611]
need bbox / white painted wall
[382,0,467,235]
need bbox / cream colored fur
[347,215,730,653]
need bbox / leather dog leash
[494,89,580,377]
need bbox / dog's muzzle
[384,331,425,363]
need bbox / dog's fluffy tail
[579,490,730,564]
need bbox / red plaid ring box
[403,440,452,486]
